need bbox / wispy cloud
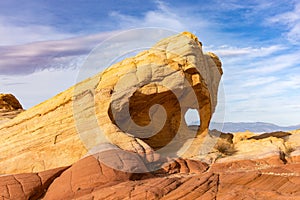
[267,2,300,44]
[110,1,183,30]
[244,50,300,74]
[207,45,285,57]
[241,76,279,87]
[0,32,114,75]
[110,1,187,31]
[0,17,73,46]
[108,0,218,41]
[0,68,78,109]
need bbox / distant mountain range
[190,121,300,133]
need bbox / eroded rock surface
[248,131,291,140]
[212,130,300,165]
[0,32,222,174]
[1,130,300,199]
[0,94,24,124]
[40,152,300,200]
[0,167,67,199]
[1,149,299,199]
[0,94,23,111]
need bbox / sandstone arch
[0,32,222,174]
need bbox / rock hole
[184,108,200,126]
[108,86,182,150]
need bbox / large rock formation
[0,93,24,125]
[1,31,300,199]
[0,32,222,174]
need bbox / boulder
[0,93,23,111]
[0,94,24,124]
[248,131,291,140]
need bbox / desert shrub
[215,141,237,156]
[285,145,295,157]
[238,135,248,141]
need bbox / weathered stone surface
[179,129,300,169]
[0,93,23,111]
[0,94,24,125]
[248,131,291,140]
[217,169,300,200]
[0,167,67,199]
[0,144,299,199]
[2,152,296,200]
[210,130,300,165]
[42,153,214,200]
[0,32,222,174]
[214,156,300,199]
[218,137,286,161]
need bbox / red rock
[0,167,66,199]
[211,155,285,173]
[288,154,300,163]
[43,149,152,199]
[1,151,300,199]
[218,172,300,199]
[161,158,209,174]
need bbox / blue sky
[0,0,299,126]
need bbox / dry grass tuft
[215,141,237,156]
[285,145,295,157]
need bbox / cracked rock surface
[1,148,299,199]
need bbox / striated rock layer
[1,149,299,199]
[0,32,222,174]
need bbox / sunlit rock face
[0,32,222,174]
[0,93,23,111]
[0,93,24,124]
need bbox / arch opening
[108,85,182,150]
[184,108,201,133]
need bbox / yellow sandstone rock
[0,93,23,111]
[0,32,223,174]
[0,93,24,125]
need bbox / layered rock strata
[0,32,222,174]
[1,147,299,200]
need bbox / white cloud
[243,50,300,74]
[267,2,300,43]
[207,45,285,57]
[241,77,279,87]
[0,17,74,46]
[0,68,78,109]
[109,1,213,36]
[0,32,115,75]
[215,42,300,126]
[110,1,185,31]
